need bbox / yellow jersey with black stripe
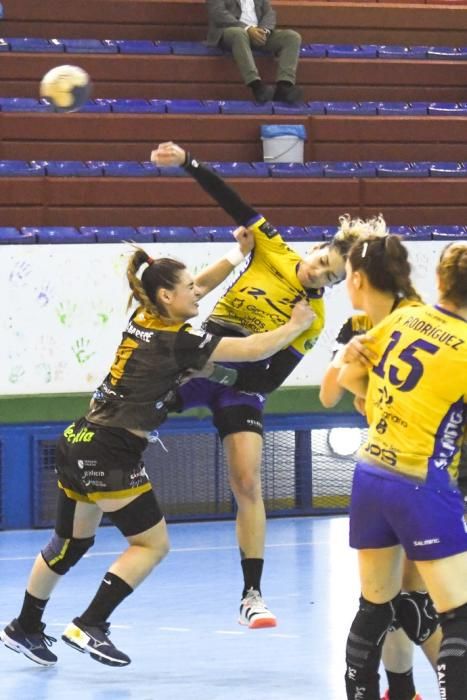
[86,307,221,432]
[209,215,325,357]
[360,304,467,486]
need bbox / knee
[397,590,439,644]
[42,533,95,575]
[230,470,261,501]
[281,29,302,47]
[147,531,170,564]
[224,27,250,46]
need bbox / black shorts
[55,417,151,503]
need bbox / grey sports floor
[0,517,437,699]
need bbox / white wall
[0,240,445,395]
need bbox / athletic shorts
[178,377,266,438]
[55,417,151,503]
[349,461,467,561]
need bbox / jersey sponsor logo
[126,321,153,343]
[258,221,279,238]
[363,442,397,467]
[63,423,95,444]
[433,409,464,470]
[413,537,441,546]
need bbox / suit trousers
[221,27,301,85]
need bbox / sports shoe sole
[0,629,56,667]
[238,616,278,629]
[61,624,130,667]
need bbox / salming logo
[64,423,95,444]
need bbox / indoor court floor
[0,516,437,700]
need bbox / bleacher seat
[81,226,141,243]
[412,225,467,239]
[428,103,467,115]
[377,45,428,59]
[428,162,467,177]
[0,160,44,176]
[272,103,312,115]
[24,227,96,243]
[0,38,8,52]
[78,101,112,113]
[326,44,378,58]
[111,40,171,54]
[213,162,260,178]
[377,102,428,115]
[6,37,63,52]
[35,161,102,177]
[220,101,273,115]
[323,162,377,177]
[141,227,202,242]
[325,102,378,115]
[276,226,309,240]
[300,44,327,58]
[305,226,338,240]
[193,227,235,242]
[60,38,118,53]
[170,41,223,56]
[426,47,467,59]
[166,100,220,114]
[376,162,430,177]
[0,227,36,244]
[269,163,312,178]
[0,97,50,112]
[97,161,158,177]
[99,98,166,113]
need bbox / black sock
[18,591,49,633]
[79,572,133,626]
[386,669,416,700]
[241,558,264,597]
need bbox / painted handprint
[9,261,32,287]
[36,282,54,307]
[72,337,96,364]
[56,301,77,326]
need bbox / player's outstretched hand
[151,141,186,167]
[233,226,255,256]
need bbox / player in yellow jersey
[338,242,467,700]
[320,232,441,700]
[152,140,369,626]
[0,241,314,669]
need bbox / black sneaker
[0,618,57,666]
[62,617,130,667]
[250,81,275,104]
[273,83,304,105]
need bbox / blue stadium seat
[300,44,327,58]
[325,102,377,115]
[428,103,467,116]
[272,103,313,115]
[81,226,139,243]
[6,37,64,52]
[220,101,273,115]
[304,162,326,177]
[60,38,118,53]
[387,226,416,238]
[412,226,467,240]
[37,161,103,177]
[103,98,165,113]
[0,97,50,112]
[326,44,378,58]
[96,161,156,177]
[427,47,467,60]
[376,162,430,177]
[400,227,432,240]
[148,227,202,242]
[0,38,8,52]
[305,226,338,241]
[251,162,271,176]
[213,162,259,177]
[25,227,96,244]
[377,45,428,59]
[166,99,220,114]
[276,226,309,240]
[377,102,428,115]
[428,162,467,177]
[78,100,112,113]
[0,160,44,176]
[324,162,377,178]
[111,40,171,54]
[0,227,37,244]
[269,163,310,177]
[156,165,188,177]
[193,226,235,242]
[170,41,223,55]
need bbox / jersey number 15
[372,331,440,392]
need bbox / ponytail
[126,248,186,316]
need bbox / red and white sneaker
[239,588,277,629]
[381,692,423,700]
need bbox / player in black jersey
[1,243,314,669]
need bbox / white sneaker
[239,589,277,629]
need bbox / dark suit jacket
[206,0,276,46]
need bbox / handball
[40,64,92,113]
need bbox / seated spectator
[206,0,303,104]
